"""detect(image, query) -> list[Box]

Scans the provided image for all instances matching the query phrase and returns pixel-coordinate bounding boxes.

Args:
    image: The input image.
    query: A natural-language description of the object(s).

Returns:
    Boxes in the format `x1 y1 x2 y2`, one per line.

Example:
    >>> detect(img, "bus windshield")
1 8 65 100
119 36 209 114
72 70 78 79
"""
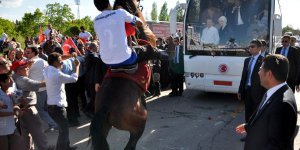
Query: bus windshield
185 0 272 56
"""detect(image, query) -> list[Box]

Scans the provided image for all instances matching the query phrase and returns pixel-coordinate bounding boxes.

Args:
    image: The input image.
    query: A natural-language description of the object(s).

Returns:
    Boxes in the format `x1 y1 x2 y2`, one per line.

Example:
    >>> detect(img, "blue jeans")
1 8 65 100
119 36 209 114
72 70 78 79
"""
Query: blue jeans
36 91 58 128
107 51 137 67
48 106 70 150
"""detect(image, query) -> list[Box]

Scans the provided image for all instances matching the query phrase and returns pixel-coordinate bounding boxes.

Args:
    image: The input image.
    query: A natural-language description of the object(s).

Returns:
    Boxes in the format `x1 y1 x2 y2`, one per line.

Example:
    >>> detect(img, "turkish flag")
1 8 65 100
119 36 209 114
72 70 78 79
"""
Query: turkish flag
125 23 136 36
78 37 87 44
62 37 81 55
39 26 45 44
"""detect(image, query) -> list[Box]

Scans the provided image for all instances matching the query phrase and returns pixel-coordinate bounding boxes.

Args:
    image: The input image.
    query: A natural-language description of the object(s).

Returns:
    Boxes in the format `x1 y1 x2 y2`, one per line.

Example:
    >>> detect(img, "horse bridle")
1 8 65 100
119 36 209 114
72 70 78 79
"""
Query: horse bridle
137 0 143 12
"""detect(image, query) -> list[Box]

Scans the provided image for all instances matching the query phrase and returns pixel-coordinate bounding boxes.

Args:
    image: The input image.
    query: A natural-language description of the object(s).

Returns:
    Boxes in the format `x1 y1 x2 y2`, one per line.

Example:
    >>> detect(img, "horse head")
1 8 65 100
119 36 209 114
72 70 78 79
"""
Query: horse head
113 0 157 47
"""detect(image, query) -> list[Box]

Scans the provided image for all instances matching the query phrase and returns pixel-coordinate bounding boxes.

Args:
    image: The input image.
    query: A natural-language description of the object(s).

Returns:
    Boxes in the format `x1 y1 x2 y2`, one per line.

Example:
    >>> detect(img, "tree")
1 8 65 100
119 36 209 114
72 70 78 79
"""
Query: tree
63 16 95 36
0 18 16 38
151 2 158 21
64 26 81 37
159 2 169 21
15 9 44 38
45 3 75 31
176 1 184 22
282 25 300 35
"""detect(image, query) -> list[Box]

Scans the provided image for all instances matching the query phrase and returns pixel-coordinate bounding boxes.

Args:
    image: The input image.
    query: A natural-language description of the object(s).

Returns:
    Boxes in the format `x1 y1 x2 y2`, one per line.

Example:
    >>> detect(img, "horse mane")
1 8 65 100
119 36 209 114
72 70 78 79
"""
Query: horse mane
113 0 139 17
113 0 155 44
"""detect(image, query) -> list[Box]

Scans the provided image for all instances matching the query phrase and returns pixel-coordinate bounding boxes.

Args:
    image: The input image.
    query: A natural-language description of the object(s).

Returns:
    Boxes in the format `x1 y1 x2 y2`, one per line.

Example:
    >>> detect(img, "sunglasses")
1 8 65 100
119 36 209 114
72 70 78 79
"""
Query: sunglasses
281 40 289 43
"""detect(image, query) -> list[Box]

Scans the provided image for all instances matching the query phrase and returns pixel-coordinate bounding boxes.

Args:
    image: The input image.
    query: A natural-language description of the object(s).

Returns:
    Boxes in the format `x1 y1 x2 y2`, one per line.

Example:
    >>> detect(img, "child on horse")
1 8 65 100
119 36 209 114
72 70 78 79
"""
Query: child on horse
93 0 161 69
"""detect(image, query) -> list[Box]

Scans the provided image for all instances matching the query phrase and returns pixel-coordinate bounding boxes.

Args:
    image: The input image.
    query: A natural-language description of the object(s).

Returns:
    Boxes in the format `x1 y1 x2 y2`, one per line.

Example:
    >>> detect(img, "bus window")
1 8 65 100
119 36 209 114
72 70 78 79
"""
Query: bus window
185 0 272 57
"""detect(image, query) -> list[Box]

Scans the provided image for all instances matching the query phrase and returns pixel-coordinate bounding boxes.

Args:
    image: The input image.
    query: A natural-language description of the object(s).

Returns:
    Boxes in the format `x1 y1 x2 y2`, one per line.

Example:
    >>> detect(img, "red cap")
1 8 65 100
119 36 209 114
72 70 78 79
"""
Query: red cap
11 60 27 71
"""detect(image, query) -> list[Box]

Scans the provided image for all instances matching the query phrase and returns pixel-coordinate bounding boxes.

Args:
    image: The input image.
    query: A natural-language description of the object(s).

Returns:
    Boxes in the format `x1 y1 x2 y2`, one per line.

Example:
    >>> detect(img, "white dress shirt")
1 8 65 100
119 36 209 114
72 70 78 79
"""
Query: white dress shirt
247 54 260 86
28 56 48 91
201 26 220 45
43 66 78 107
78 31 92 41
260 82 286 109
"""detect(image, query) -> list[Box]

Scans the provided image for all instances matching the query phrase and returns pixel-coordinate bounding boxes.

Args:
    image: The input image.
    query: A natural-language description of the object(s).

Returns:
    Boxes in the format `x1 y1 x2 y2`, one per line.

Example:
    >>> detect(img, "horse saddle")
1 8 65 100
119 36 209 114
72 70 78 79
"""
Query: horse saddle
110 63 138 74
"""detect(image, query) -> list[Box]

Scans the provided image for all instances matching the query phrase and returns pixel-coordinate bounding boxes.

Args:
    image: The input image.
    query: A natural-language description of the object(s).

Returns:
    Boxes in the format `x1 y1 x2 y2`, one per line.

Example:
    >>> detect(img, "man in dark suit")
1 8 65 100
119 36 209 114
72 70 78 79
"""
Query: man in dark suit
275 35 300 92
260 39 269 57
238 39 266 125
169 37 184 97
227 0 249 41
236 54 298 150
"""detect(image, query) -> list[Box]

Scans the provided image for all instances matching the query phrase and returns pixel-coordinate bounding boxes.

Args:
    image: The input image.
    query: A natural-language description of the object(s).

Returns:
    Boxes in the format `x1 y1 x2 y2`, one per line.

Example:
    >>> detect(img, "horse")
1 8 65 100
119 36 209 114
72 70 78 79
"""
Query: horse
90 0 157 149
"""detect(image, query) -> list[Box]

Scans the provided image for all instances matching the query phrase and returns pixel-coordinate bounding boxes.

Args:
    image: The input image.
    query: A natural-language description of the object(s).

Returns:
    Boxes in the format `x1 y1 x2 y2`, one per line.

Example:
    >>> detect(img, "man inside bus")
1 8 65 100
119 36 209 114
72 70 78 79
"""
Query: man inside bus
227 0 248 41
275 35 300 92
201 19 220 45
237 39 266 141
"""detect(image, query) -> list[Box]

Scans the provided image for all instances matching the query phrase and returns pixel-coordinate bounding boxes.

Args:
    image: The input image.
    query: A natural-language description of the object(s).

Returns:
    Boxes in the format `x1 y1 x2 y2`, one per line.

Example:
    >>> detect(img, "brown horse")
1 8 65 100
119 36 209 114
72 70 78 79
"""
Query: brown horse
90 0 157 149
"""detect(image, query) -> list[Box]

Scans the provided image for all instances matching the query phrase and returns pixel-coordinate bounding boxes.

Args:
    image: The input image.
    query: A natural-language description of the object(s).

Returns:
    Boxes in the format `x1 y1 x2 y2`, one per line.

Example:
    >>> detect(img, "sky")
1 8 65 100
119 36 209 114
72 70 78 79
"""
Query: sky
0 0 299 29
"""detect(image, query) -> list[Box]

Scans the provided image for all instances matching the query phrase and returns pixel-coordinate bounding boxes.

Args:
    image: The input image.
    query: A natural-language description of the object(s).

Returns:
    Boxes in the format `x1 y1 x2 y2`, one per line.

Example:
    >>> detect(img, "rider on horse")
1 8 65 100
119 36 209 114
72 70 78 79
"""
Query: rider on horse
93 0 162 70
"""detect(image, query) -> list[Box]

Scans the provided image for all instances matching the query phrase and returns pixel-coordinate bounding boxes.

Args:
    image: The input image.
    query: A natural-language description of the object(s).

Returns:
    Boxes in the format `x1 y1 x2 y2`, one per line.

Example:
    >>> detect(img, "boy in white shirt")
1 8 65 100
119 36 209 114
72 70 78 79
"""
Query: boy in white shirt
94 0 162 68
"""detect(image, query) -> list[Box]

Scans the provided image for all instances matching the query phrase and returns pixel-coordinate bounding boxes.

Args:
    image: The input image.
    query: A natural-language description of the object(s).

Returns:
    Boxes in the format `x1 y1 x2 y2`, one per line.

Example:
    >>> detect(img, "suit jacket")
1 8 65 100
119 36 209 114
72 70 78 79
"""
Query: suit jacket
227 4 249 26
238 55 266 103
260 51 269 57
219 25 233 44
245 85 297 150
275 46 300 91
170 45 184 74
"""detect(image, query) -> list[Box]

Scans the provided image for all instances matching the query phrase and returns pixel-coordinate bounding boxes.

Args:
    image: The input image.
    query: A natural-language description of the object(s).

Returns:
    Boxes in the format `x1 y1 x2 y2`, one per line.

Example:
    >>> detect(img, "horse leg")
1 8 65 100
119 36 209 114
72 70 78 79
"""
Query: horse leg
140 96 147 109
90 107 112 150
124 125 145 150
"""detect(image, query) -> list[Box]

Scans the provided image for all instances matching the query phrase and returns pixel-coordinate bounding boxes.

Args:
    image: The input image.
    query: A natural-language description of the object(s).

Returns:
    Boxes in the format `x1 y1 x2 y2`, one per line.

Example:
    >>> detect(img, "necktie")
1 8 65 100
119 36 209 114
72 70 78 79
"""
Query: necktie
246 57 254 86
281 48 287 57
174 46 179 63
254 93 268 118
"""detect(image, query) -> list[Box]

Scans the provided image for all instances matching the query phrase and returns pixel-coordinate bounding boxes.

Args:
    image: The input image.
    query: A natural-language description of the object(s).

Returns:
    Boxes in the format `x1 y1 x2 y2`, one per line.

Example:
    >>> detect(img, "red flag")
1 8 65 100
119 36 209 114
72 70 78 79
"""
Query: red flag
78 37 87 44
39 26 45 44
125 23 136 36
62 38 81 55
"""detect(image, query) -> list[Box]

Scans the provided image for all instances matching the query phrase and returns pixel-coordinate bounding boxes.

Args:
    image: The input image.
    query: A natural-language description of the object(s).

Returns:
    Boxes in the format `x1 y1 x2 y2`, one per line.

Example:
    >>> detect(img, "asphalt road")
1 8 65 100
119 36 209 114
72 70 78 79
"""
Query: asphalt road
44 89 300 150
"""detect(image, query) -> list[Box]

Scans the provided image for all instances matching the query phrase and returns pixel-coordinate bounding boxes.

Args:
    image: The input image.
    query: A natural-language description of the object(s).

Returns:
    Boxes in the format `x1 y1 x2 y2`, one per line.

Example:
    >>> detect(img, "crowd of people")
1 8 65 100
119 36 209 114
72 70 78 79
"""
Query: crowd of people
0 19 188 149
0 23 106 149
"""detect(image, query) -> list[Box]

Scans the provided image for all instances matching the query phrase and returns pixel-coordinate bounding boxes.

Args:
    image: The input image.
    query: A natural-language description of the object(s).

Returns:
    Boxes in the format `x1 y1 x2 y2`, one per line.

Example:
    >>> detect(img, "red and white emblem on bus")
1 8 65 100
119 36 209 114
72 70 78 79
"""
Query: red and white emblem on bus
218 64 228 73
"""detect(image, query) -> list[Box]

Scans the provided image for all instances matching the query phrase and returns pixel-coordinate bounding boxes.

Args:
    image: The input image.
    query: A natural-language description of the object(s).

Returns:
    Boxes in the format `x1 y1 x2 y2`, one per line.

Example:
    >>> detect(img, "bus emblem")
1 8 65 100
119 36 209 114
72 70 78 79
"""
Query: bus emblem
219 64 228 73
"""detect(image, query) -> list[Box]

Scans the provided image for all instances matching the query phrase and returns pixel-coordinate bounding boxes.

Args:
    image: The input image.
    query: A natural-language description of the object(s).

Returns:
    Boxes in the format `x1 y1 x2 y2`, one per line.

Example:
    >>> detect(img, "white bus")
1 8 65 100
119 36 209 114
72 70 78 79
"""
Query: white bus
183 0 281 93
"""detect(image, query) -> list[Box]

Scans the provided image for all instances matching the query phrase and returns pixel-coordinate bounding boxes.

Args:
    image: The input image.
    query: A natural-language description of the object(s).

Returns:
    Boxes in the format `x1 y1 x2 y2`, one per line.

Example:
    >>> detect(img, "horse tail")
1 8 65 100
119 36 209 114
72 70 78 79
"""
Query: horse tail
90 107 109 150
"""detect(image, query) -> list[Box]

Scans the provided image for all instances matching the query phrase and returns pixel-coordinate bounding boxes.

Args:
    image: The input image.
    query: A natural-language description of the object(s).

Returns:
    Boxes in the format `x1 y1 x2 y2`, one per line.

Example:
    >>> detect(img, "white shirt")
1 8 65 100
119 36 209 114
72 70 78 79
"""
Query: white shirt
260 51 266 57
79 31 92 41
201 26 220 45
0 33 8 41
94 9 137 64
28 56 48 91
260 82 286 109
43 29 52 40
237 7 244 25
247 54 260 86
43 66 78 107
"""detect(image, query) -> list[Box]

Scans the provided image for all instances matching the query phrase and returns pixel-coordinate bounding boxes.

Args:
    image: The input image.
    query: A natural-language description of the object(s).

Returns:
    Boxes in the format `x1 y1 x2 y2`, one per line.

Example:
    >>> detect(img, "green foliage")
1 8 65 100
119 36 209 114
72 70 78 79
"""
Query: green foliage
45 3 75 31
64 26 81 37
1 3 94 44
0 18 16 37
176 1 184 22
151 2 158 21
15 9 44 38
159 2 169 21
